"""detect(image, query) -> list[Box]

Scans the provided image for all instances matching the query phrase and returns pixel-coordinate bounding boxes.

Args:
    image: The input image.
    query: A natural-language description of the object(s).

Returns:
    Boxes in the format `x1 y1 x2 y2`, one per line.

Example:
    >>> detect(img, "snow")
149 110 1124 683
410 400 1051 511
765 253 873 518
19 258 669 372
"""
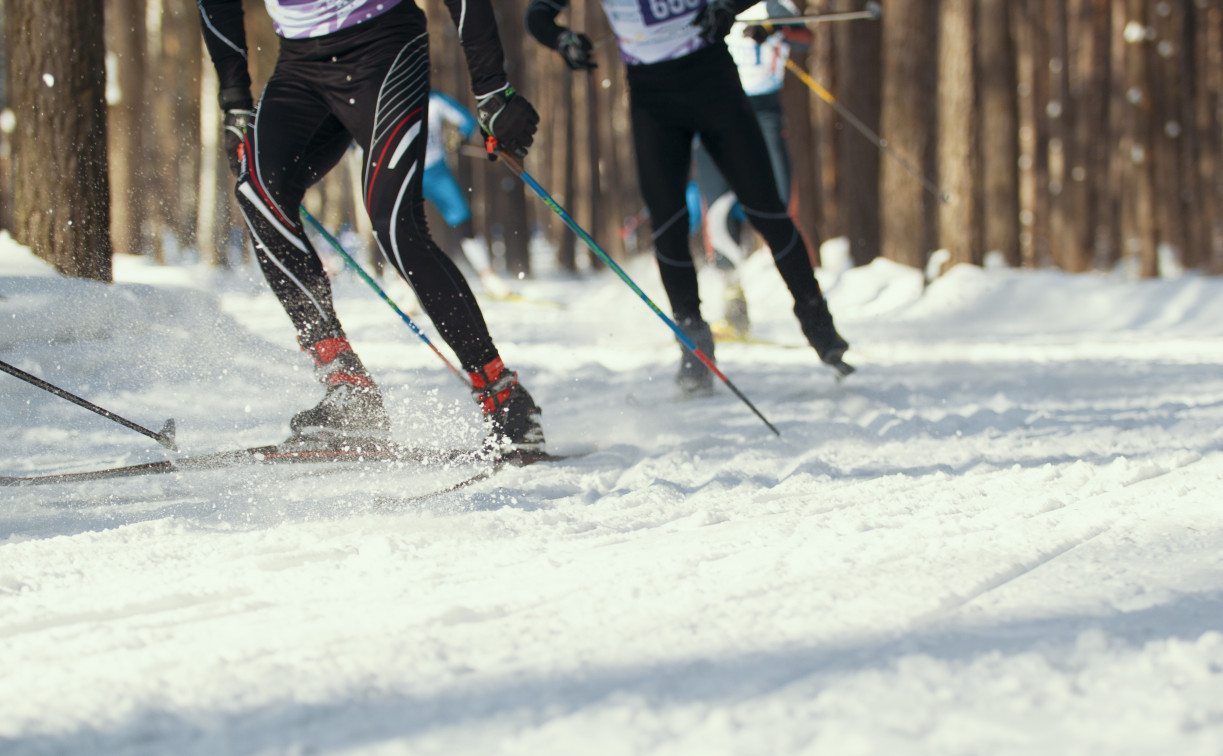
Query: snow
2 230 1223 755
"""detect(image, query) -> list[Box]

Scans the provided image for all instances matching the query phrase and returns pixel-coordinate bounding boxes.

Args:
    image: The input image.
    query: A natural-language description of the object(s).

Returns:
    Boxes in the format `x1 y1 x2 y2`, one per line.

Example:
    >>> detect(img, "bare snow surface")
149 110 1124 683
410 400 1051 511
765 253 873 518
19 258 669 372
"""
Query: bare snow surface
2 231 1222 755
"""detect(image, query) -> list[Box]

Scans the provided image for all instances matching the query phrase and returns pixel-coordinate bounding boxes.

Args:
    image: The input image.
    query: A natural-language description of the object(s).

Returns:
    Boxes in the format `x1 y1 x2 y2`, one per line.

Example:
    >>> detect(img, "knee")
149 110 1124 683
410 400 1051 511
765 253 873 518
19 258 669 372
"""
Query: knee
235 175 299 231
368 197 431 248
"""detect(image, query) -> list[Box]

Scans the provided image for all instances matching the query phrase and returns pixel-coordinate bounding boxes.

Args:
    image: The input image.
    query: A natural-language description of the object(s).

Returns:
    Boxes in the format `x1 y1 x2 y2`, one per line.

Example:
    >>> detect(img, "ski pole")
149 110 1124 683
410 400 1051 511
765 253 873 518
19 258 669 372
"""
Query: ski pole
491 145 780 437
764 2 881 25
0 358 177 450
784 58 951 205
299 207 470 387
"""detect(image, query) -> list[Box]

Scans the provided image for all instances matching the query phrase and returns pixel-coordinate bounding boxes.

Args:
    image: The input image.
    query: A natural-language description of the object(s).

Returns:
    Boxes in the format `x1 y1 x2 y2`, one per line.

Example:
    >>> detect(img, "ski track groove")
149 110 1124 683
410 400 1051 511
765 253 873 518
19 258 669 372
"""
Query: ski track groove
916 525 1112 630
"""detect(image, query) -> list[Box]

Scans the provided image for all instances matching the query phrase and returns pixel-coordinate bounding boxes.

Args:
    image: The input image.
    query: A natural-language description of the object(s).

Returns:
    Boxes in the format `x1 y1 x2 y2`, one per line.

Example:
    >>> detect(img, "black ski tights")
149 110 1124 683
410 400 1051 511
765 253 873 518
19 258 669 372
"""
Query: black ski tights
233 3 499 371
626 43 824 322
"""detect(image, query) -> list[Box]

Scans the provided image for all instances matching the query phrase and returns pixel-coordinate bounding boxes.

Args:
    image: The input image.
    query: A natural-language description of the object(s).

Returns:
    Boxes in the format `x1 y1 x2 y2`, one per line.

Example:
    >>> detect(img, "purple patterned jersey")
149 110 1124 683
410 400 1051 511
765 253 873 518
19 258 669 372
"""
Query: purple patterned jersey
265 0 403 39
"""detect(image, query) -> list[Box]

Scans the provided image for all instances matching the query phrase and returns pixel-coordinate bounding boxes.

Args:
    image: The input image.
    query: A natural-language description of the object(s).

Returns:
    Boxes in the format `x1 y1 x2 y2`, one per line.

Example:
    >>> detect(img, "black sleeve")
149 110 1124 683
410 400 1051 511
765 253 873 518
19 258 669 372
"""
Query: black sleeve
525 0 570 50
197 0 254 109
442 0 511 98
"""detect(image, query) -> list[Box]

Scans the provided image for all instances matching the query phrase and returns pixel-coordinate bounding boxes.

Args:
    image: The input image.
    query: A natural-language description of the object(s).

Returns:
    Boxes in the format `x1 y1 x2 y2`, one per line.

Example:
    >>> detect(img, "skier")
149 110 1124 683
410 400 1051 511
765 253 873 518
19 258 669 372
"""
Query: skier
693 0 812 221
423 91 510 298
198 0 546 453
691 0 813 339
526 0 852 395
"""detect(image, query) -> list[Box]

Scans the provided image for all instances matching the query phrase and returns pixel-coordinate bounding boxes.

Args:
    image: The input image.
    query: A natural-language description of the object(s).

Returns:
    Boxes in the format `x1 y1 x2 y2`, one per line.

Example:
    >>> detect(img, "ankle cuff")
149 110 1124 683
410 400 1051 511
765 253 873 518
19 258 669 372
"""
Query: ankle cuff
469 357 506 388
305 336 353 366
469 358 517 413
323 370 375 388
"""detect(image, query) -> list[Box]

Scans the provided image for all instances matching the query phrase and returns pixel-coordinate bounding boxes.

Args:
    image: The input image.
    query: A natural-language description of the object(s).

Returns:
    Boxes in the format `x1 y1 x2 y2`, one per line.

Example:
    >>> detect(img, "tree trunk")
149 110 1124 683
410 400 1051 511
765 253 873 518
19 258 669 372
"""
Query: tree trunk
574 0 601 270
106 0 149 258
1097 1 1127 270
1180 1 1208 272
1193 2 1223 273
1121 0 1159 278
937 0 980 272
0 4 13 232
1149 0 1187 269
587 3 617 269
879 1 936 270
0 124 11 233
1076 0 1111 270
1014 0 1052 267
786 44 822 265
148 0 206 264
196 60 223 266
803 3 833 249
7 0 113 281
977 0 1020 267
1045 0 1067 267
559 62 577 271
608 56 639 264
835 1 882 267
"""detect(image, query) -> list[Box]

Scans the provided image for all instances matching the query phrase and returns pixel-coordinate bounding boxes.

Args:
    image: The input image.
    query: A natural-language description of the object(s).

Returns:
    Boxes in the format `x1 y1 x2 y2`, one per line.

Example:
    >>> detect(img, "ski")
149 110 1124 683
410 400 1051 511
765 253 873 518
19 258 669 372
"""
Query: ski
0 439 571 487
710 329 856 378
371 468 498 507
711 331 804 349
482 290 566 309
369 449 576 507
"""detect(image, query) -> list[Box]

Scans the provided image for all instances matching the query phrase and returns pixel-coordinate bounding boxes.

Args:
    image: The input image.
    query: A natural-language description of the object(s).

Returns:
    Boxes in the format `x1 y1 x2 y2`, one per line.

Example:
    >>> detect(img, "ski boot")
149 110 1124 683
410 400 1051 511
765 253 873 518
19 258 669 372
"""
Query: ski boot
675 316 716 397
289 336 391 446
713 283 751 340
794 296 854 377
470 357 545 458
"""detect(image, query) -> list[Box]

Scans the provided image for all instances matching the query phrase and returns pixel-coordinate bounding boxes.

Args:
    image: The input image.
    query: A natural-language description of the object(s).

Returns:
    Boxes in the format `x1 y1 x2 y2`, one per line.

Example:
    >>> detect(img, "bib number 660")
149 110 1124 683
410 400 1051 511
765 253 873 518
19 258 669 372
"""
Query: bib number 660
646 0 702 23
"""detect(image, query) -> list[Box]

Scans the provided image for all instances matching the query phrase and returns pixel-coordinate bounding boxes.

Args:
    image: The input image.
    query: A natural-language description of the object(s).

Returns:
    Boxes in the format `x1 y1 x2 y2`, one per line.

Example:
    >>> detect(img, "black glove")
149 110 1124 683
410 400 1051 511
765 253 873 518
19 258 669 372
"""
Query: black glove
692 0 737 43
477 87 540 159
743 23 773 44
556 29 597 70
222 107 254 178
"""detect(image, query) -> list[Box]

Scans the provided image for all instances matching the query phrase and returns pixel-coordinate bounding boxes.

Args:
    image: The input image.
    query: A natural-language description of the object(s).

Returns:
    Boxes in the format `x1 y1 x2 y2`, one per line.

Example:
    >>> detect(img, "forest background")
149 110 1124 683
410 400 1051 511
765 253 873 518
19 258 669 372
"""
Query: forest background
0 0 1221 283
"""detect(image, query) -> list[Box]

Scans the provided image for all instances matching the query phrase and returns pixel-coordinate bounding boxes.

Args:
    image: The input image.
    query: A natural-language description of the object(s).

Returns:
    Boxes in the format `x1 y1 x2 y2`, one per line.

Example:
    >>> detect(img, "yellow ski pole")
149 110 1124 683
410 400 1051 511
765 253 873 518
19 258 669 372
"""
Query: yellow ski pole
785 58 950 205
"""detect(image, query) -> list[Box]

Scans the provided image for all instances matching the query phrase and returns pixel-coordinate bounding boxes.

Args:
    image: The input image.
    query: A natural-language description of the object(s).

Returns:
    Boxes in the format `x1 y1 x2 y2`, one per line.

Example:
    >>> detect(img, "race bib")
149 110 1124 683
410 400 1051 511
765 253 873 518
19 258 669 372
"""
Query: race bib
638 0 702 27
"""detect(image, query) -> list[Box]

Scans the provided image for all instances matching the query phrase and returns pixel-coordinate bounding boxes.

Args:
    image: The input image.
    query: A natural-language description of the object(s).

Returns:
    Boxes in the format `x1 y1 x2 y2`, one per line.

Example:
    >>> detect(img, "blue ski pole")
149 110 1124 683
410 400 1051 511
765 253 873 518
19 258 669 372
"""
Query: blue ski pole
299 207 470 386
492 145 780 436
